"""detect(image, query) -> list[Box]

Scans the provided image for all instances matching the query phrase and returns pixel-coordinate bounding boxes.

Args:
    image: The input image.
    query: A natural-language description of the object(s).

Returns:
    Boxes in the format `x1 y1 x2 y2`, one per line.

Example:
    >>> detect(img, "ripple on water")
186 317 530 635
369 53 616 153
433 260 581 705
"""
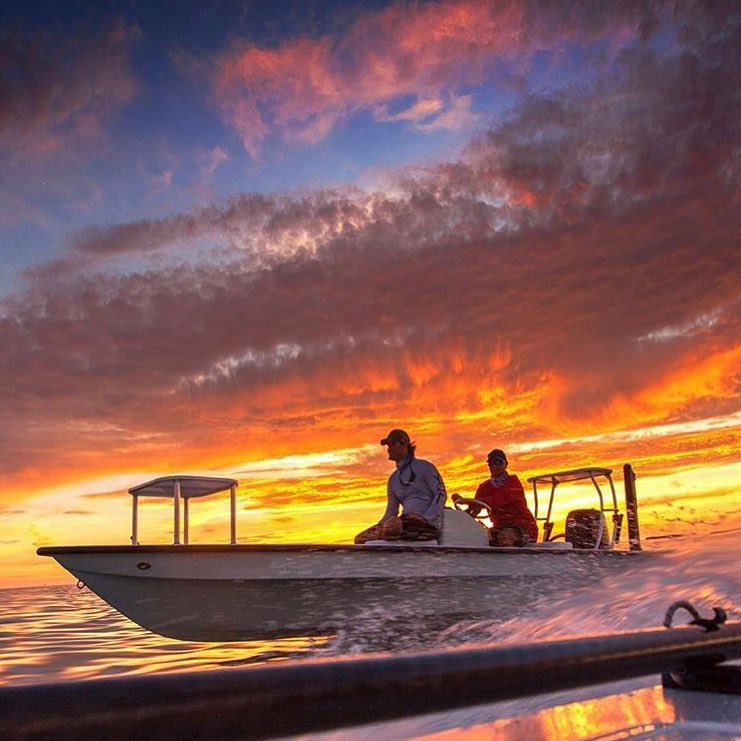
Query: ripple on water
0 584 330 686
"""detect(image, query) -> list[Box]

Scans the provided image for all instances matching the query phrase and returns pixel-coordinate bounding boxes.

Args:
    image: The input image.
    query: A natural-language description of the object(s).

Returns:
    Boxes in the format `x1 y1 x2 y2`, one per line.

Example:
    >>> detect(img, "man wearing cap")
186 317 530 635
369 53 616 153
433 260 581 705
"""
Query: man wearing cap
453 449 538 545
354 429 447 544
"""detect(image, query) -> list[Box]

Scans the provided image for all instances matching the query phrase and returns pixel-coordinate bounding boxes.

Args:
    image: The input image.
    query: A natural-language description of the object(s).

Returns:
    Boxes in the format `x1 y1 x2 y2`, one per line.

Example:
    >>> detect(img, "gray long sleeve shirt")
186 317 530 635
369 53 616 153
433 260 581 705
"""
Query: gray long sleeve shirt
379 455 447 529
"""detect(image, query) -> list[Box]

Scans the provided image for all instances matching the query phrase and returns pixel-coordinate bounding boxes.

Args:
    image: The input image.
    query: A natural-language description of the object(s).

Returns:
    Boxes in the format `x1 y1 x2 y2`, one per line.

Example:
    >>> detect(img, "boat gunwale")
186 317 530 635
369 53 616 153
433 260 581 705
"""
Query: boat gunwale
37 543 642 556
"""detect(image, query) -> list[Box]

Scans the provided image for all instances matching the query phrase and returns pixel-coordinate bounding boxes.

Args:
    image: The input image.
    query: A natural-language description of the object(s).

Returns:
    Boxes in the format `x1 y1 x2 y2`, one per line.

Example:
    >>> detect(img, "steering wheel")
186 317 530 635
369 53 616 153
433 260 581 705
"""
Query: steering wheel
453 496 493 523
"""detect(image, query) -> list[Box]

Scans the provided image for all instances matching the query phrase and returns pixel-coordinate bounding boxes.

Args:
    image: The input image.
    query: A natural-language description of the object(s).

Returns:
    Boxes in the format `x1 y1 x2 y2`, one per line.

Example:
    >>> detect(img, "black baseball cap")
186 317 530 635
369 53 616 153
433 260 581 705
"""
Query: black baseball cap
487 449 508 465
380 429 411 446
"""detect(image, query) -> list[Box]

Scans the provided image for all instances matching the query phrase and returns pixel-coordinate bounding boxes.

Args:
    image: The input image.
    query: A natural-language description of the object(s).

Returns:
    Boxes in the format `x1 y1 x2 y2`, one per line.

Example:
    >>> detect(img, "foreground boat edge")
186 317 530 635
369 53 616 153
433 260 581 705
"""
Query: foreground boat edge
2 616 740 740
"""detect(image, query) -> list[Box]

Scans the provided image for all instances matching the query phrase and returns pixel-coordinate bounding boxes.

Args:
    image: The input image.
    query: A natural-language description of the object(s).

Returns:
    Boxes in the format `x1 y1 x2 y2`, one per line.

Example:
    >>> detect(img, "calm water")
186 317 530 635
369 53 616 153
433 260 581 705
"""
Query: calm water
2 529 739 691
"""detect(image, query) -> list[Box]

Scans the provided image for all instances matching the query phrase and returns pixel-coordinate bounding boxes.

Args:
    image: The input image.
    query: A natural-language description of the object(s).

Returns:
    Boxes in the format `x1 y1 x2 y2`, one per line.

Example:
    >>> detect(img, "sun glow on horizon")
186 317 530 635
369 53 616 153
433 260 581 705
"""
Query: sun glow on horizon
3 412 739 588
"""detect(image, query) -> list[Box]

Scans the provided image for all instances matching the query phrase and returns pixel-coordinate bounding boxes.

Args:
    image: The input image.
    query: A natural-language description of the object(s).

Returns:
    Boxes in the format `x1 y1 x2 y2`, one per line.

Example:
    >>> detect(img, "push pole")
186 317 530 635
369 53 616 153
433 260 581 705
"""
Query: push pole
624 463 641 551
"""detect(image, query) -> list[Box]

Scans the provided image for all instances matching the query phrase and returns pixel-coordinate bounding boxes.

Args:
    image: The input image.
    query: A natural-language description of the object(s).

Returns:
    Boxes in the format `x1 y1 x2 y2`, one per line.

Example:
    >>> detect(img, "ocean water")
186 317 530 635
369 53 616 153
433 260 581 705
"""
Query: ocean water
2 529 740 737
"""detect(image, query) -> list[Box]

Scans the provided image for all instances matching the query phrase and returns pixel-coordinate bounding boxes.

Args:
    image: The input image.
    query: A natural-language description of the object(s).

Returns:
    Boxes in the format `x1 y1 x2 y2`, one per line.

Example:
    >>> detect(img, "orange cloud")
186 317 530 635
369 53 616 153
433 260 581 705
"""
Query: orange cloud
614 345 741 426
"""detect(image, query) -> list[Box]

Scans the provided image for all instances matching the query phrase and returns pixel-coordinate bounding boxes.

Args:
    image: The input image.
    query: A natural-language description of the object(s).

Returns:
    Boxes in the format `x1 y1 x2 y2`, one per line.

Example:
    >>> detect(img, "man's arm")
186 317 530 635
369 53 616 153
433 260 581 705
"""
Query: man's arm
378 474 400 523
420 463 447 522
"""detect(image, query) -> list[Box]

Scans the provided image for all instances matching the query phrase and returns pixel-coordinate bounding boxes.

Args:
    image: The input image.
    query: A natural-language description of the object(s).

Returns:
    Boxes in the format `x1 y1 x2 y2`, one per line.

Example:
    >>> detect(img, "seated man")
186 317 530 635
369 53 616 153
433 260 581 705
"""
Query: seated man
354 428 447 543
453 448 538 546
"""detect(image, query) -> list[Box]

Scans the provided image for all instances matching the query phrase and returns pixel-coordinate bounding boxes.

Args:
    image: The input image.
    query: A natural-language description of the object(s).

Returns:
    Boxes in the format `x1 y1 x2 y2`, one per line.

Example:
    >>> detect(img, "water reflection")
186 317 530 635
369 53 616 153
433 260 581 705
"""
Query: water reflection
0 584 328 686
404 681 741 740
411 686 676 740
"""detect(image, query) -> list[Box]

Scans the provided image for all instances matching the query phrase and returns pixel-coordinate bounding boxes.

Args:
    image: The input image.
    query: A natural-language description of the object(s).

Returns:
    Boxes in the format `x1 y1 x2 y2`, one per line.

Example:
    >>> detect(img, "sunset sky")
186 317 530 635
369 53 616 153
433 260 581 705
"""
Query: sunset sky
1 1 739 587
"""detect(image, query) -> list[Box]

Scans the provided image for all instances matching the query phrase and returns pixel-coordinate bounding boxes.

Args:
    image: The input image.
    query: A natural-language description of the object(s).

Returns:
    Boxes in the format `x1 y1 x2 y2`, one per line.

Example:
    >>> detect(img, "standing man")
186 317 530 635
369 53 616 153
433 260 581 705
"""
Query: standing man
354 428 447 544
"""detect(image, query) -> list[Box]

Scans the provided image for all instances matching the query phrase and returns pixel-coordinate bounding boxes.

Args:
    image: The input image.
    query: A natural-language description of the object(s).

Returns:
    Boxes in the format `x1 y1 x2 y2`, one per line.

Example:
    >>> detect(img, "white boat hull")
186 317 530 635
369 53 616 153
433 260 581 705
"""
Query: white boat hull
39 544 643 641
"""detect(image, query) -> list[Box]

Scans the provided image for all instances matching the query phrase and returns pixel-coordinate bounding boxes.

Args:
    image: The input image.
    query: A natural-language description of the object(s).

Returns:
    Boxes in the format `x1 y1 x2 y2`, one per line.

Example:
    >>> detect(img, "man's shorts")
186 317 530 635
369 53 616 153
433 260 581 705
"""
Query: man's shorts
395 514 440 541
353 515 440 544
489 525 532 547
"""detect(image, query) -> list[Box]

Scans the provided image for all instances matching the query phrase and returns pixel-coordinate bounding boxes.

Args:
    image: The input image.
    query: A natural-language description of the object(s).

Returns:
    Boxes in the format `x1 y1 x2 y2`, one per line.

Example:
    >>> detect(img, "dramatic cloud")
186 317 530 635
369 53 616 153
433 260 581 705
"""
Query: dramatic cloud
1 0 738 501
210 0 672 156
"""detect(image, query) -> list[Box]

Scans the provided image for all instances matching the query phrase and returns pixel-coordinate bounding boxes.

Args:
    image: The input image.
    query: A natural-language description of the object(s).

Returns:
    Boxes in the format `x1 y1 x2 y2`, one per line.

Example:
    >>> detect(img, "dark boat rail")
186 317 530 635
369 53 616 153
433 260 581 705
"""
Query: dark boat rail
3 604 740 740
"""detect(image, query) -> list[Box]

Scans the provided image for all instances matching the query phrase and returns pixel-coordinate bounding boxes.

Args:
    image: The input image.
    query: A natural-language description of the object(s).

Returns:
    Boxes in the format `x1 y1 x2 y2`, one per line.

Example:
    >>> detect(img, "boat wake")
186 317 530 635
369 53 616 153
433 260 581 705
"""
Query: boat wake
319 532 741 657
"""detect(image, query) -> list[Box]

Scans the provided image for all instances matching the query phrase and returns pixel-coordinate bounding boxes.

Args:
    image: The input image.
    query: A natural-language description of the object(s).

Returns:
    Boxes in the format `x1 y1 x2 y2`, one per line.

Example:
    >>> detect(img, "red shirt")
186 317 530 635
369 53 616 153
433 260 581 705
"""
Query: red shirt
474 474 538 541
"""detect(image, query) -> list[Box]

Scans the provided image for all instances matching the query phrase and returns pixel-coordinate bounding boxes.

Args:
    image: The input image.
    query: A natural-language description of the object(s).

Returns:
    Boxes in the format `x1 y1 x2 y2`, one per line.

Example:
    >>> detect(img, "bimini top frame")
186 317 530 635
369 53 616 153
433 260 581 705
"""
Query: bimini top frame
128 475 239 546
527 467 621 548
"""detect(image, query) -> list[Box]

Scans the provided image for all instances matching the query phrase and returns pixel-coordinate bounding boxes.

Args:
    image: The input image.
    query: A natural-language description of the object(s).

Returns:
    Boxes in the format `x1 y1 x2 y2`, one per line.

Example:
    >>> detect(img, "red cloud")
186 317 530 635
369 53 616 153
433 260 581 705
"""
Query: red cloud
212 1 529 156
210 1 665 156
